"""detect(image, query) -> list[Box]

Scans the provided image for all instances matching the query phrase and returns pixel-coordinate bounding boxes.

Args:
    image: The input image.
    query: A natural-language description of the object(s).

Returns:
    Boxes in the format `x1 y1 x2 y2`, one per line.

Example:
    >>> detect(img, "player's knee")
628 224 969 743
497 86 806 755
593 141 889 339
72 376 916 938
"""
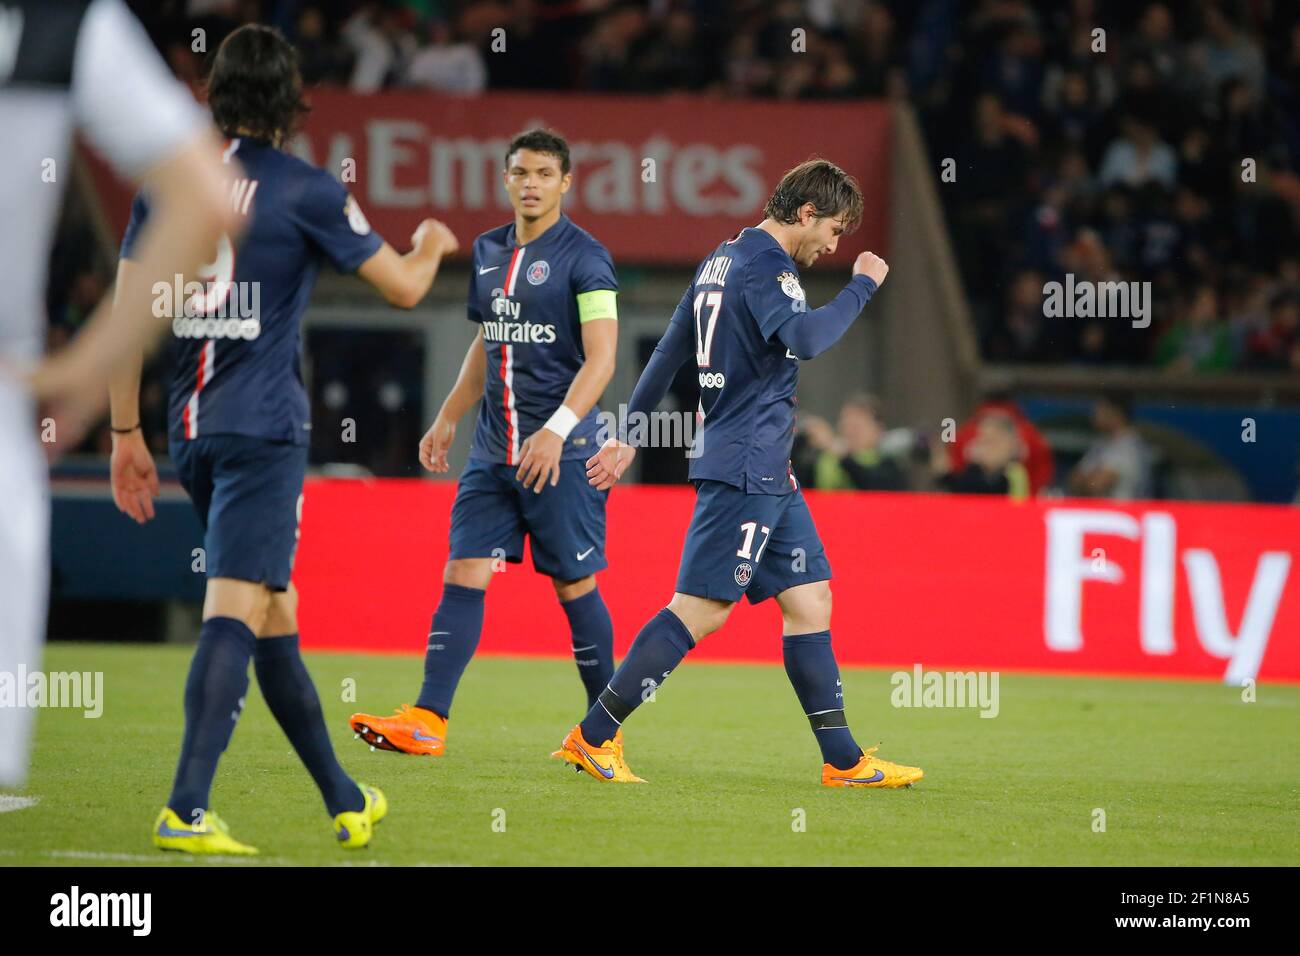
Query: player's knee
260 584 298 637
782 582 832 634
205 579 274 634
667 593 731 643
444 558 494 590
552 575 596 602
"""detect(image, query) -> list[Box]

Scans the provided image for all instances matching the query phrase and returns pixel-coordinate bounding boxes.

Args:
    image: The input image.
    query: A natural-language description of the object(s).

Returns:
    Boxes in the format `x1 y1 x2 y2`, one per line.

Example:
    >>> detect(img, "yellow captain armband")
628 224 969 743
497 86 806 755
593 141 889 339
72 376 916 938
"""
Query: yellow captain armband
577 289 618 323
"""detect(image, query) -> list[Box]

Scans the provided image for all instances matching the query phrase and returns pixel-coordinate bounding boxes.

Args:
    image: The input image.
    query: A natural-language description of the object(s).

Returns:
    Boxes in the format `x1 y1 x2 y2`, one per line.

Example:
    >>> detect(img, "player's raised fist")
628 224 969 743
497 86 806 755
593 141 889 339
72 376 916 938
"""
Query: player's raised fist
853 250 889 287
413 218 458 256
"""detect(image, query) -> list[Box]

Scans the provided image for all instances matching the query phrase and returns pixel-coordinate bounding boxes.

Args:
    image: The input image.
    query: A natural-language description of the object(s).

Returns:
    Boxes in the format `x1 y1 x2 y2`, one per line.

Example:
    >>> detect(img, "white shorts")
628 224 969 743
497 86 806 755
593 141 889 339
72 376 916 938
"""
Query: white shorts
0 378 49 789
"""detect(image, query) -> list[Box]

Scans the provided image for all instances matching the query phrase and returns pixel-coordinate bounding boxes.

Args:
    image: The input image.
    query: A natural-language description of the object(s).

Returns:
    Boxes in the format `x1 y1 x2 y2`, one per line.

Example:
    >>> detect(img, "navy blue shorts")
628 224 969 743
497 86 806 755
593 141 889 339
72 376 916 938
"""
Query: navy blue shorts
449 457 608 581
170 434 307 591
676 479 832 605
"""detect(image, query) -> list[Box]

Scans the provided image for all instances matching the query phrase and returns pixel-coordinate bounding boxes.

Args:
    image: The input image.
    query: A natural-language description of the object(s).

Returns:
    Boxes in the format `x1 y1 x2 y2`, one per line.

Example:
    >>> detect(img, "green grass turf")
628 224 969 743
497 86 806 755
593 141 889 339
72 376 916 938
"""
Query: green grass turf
2 642 1297 866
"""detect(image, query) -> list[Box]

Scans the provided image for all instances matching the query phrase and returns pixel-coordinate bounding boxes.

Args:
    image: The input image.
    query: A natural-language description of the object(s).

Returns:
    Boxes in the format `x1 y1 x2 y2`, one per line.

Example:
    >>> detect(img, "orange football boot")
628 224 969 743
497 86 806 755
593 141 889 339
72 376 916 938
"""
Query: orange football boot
552 725 644 783
821 745 923 788
350 704 447 756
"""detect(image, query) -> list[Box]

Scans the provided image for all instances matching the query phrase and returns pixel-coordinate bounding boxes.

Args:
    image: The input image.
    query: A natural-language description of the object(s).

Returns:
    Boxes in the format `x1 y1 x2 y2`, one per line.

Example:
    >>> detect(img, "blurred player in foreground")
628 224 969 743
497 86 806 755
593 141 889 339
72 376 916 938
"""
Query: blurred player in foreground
0 0 237 795
349 129 620 757
555 160 924 788
109 24 458 853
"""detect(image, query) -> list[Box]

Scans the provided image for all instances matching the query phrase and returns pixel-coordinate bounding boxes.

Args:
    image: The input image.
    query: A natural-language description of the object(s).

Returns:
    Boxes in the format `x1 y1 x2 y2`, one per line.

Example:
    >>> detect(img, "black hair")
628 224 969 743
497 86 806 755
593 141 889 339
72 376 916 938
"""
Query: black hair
207 25 309 146
505 128 571 175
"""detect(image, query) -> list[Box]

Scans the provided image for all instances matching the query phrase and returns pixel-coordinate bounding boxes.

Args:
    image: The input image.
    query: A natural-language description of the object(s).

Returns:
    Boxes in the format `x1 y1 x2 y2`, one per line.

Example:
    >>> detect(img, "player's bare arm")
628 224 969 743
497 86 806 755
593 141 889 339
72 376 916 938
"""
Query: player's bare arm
357 217 458 309
106 262 160 524
420 329 487 473
517 314 616 493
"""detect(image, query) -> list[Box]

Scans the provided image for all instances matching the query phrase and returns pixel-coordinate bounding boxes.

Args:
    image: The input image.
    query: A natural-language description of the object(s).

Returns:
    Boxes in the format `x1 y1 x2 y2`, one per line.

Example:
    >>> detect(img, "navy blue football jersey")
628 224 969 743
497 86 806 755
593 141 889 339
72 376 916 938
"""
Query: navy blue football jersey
121 136 383 445
466 214 618 464
675 227 813 495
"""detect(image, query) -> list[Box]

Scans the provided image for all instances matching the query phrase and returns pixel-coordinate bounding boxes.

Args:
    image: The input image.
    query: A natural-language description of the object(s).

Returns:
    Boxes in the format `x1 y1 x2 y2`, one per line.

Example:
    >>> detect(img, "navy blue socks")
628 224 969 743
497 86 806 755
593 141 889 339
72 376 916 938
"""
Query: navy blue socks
782 631 862 770
253 634 363 816
580 607 694 745
415 583 486 719
561 588 615 709
167 616 256 823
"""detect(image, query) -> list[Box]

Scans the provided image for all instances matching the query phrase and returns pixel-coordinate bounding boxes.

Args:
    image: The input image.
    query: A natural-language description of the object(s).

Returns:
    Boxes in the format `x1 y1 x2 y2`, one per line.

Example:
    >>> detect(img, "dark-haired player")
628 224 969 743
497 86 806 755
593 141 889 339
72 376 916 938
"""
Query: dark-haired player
349 129 620 758
555 160 924 787
109 24 458 853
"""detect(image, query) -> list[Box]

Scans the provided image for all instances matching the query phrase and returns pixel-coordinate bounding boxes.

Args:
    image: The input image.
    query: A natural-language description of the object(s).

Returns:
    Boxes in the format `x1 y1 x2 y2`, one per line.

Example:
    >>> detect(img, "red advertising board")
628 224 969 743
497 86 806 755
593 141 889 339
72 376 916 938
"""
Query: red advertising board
294 481 1300 683
84 91 893 266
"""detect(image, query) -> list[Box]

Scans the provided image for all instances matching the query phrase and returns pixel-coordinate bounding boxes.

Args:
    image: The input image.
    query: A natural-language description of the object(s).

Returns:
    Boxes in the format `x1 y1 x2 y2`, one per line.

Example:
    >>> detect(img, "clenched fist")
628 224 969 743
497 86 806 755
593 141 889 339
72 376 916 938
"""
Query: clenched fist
853 250 889 287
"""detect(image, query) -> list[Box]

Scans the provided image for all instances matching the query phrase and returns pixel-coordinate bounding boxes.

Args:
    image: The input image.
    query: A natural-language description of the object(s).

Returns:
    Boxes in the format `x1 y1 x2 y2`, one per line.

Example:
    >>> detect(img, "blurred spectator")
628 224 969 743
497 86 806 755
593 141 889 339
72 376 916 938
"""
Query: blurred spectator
293 5 353 85
1244 292 1300 370
1098 114 1177 190
404 20 487 93
950 391 1054 495
934 412 1030 500
801 394 905 492
342 4 418 93
1155 282 1234 372
1067 395 1153 500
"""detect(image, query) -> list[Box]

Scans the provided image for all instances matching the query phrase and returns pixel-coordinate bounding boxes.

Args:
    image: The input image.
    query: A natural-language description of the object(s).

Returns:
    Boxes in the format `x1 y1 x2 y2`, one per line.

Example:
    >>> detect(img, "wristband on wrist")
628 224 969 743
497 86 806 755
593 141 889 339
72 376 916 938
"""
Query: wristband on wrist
110 423 141 434
543 405 580 440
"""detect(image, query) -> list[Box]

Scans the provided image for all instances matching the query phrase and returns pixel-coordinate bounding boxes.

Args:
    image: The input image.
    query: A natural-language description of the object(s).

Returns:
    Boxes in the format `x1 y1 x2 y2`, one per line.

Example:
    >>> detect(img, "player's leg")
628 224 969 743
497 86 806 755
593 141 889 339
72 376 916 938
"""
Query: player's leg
160 435 264 843
761 490 922 787
350 459 523 754
520 458 616 710
254 583 384 847
551 575 614 710
158 574 266 852
0 389 49 792
554 480 766 781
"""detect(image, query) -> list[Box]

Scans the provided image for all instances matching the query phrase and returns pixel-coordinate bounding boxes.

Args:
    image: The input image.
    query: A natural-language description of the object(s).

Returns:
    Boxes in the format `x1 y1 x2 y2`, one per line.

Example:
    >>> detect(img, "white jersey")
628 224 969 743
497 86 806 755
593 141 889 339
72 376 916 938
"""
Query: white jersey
0 0 204 365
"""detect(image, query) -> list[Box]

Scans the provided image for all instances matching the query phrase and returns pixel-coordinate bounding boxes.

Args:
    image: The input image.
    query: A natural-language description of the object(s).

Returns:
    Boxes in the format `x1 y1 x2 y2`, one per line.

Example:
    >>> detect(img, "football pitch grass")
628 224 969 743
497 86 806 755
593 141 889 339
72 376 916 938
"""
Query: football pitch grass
2 642 1297 866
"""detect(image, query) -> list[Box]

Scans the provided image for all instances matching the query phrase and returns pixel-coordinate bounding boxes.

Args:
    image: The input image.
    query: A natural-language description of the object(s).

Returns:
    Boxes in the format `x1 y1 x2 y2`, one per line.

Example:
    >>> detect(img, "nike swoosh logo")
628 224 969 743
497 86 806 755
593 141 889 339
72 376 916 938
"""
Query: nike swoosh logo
412 731 442 742
576 547 595 560
833 769 885 784
157 824 207 838
575 742 615 779
479 265 500 274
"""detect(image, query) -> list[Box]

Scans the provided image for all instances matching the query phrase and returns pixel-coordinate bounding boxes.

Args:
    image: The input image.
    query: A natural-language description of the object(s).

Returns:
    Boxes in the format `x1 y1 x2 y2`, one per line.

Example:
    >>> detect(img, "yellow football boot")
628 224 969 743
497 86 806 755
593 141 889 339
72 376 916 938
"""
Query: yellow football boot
822 745 923 788
552 725 644 783
333 783 388 849
152 807 258 855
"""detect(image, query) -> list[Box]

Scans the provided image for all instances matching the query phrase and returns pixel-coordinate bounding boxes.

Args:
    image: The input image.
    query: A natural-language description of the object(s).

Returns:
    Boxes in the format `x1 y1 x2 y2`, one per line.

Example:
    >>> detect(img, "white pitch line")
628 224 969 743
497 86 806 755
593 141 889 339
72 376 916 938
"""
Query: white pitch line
0 795 39 813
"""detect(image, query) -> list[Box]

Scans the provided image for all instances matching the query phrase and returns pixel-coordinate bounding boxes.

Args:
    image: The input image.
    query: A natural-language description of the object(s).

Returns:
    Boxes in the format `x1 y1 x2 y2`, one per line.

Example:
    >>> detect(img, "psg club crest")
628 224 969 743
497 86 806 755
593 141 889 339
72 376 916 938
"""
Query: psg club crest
734 563 753 588
526 260 551 285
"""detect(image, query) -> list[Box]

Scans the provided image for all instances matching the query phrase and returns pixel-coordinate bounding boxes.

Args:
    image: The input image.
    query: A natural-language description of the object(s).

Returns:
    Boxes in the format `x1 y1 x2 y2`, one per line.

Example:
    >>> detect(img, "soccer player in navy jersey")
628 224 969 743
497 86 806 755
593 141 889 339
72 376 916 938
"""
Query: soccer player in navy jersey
554 160 924 787
348 129 621 759
108 25 458 854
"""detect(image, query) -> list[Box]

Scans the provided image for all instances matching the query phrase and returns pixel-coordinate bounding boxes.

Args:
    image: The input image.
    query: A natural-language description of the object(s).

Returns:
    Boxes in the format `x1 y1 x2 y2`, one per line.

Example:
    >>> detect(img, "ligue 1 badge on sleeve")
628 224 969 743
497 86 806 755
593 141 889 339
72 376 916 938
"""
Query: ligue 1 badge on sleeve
344 195 371 236
777 270 805 302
